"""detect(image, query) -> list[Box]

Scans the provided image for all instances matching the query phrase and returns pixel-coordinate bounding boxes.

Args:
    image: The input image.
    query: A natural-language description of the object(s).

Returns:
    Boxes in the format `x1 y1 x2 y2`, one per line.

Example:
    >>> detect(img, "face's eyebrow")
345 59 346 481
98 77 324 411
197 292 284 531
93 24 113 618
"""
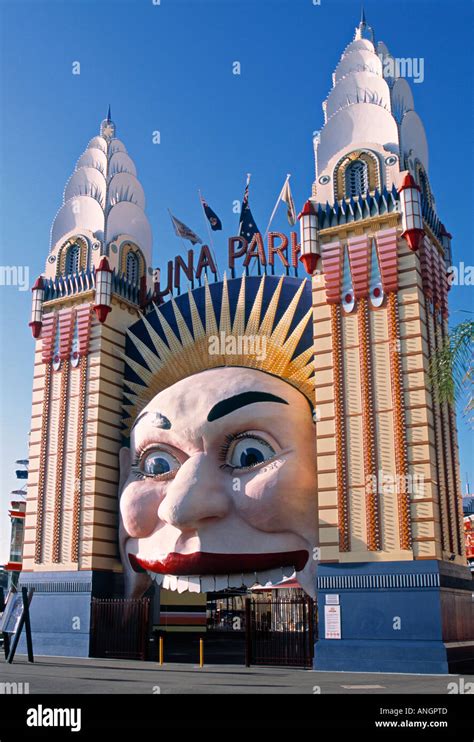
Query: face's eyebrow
130 410 172 433
207 391 289 422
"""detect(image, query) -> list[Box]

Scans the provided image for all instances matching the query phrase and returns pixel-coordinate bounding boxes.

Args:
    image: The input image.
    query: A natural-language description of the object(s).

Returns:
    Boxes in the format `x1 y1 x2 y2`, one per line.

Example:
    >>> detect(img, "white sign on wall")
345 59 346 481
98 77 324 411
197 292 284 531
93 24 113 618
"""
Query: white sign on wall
324 604 341 639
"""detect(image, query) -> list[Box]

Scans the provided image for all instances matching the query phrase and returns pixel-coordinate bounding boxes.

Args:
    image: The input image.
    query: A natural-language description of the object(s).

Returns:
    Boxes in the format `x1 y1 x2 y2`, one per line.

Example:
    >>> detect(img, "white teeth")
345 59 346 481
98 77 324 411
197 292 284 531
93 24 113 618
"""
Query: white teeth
214 575 229 590
146 567 297 593
147 570 162 585
200 576 216 592
187 576 201 593
177 576 189 593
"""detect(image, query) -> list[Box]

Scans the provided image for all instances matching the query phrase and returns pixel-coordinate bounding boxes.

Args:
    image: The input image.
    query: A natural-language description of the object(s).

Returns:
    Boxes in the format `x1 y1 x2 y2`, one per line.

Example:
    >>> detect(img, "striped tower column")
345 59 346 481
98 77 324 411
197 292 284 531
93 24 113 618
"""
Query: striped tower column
79 297 140 572
314 243 349 561
348 235 380 551
420 238 448 555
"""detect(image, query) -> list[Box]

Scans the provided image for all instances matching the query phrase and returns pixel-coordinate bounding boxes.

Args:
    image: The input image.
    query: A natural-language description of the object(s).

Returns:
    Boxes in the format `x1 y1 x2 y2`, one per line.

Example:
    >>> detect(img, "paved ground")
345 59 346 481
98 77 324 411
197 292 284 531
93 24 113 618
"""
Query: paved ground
1 655 473 694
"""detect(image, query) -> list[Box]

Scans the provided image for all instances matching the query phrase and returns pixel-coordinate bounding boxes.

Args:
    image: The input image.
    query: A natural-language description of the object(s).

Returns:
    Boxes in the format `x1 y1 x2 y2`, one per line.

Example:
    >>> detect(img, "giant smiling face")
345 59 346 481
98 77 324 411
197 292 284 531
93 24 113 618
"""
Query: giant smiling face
119 366 318 598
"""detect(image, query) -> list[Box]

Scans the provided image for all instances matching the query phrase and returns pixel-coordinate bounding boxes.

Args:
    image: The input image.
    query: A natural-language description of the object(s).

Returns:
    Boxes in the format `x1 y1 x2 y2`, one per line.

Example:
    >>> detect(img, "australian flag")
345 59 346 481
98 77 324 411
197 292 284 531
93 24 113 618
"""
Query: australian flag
238 180 260 243
201 195 222 231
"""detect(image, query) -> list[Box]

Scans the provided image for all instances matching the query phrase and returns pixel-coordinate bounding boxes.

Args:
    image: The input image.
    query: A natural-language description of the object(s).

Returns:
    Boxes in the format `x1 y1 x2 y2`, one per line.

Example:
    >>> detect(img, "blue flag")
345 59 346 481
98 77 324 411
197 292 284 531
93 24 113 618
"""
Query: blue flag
201 195 222 231
238 180 260 243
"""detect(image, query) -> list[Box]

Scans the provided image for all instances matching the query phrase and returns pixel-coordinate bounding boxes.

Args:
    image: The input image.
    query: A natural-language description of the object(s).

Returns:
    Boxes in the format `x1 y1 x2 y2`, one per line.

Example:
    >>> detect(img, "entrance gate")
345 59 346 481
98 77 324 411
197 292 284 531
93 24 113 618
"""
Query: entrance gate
90 597 151 660
89 593 314 666
245 594 315 668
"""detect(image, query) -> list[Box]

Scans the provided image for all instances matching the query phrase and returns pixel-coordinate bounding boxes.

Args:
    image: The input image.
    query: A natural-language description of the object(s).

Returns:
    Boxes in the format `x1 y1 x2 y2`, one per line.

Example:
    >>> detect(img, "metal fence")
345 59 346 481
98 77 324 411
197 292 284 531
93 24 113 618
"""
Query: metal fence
246 594 315 668
90 597 151 661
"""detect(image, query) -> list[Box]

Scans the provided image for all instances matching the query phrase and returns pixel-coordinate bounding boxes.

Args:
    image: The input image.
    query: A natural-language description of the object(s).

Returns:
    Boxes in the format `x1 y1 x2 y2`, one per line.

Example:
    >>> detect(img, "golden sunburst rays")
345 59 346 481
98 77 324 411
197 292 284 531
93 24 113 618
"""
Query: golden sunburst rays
122 275 315 434
231 272 246 337
219 274 232 337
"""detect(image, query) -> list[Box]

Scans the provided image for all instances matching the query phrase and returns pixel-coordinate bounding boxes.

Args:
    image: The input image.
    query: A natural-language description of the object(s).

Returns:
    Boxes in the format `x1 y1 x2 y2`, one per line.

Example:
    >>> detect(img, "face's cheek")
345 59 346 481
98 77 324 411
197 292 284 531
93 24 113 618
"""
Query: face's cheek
232 452 316 535
120 478 165 538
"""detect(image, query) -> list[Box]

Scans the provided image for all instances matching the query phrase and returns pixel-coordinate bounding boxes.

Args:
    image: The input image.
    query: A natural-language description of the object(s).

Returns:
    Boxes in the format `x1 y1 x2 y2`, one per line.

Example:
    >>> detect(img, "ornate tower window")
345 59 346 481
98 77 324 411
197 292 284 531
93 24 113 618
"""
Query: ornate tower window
65 244 81 275
345 160 369 198
126 251 139 285
334 150 380 201
119 242 145 286
57 236 88 277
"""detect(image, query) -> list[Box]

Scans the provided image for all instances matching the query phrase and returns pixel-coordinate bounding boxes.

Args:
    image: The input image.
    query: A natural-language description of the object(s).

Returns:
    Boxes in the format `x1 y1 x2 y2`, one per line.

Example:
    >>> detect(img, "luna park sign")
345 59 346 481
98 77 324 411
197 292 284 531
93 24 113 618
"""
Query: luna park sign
154 231 302 302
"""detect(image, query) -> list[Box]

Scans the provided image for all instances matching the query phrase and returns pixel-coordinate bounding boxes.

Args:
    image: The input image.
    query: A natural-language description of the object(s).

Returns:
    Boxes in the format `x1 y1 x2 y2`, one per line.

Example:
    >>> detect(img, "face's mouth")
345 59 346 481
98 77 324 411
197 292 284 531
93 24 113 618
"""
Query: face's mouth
128 550 309 592
129 550 308 576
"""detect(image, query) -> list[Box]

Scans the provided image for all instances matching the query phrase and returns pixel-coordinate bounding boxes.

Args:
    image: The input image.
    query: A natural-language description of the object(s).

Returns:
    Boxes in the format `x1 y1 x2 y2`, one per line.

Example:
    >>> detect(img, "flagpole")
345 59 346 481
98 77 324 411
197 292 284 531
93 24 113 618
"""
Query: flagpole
263 173 291 240
168 208 189 253
167 208 198 288
198 190 220 280
250 174 290 277
244 173 263 277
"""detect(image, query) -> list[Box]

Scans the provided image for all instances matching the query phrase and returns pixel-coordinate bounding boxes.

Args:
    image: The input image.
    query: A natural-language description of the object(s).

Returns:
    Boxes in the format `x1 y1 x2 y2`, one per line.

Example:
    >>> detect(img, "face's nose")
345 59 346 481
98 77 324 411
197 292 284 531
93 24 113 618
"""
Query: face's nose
157 453 231 530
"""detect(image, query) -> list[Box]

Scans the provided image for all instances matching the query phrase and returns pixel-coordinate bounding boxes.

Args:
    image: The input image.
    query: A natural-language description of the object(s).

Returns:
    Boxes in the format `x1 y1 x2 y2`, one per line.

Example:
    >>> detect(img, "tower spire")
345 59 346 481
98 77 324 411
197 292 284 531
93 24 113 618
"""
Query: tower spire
354 6 374 43
100 105 115 139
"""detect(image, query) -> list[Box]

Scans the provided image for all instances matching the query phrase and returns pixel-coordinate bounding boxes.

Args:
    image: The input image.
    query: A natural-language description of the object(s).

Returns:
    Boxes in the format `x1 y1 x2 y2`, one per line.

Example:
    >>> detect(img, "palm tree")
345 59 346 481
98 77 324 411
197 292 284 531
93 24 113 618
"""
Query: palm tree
429 319 473 427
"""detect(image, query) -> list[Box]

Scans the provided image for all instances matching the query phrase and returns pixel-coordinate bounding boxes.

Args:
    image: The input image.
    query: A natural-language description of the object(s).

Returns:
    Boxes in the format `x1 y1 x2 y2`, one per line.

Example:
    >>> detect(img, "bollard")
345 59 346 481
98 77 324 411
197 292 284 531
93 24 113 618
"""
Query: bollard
199 637 204 668
159 635 164 665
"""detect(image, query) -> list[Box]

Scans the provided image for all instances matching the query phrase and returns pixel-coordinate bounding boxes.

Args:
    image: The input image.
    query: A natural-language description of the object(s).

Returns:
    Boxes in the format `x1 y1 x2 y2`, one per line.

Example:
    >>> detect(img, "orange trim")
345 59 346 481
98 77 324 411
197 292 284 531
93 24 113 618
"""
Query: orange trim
359 297 380 550
426 308 450 553
449 404 465 556
72 355 87 562
52 360 69 562
35 363 52 563
437 321 458 554
387 292 412 550
331 304 350 551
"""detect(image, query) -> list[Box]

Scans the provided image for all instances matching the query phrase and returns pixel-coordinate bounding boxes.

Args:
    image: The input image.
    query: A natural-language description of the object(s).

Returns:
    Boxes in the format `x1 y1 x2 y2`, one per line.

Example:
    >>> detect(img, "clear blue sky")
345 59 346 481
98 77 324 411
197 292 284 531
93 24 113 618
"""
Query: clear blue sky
0 0 472 560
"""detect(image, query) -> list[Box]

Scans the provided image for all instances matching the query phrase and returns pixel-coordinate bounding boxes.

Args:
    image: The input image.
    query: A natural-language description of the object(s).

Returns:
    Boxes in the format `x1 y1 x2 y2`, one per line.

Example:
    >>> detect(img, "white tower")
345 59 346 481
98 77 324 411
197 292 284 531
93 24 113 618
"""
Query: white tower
22 111 155 656
299 13 471 673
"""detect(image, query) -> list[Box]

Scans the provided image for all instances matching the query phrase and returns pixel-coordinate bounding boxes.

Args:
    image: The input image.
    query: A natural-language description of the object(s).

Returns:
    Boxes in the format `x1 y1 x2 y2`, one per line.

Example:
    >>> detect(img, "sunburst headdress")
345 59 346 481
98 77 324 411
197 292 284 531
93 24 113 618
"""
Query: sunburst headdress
122 274 315 437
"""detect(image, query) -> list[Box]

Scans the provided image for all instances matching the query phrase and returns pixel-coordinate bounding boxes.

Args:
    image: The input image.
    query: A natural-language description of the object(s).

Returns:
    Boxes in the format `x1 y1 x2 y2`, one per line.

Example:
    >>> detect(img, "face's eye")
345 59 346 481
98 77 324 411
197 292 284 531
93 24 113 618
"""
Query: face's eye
227 436 276 470
141 449 180 477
